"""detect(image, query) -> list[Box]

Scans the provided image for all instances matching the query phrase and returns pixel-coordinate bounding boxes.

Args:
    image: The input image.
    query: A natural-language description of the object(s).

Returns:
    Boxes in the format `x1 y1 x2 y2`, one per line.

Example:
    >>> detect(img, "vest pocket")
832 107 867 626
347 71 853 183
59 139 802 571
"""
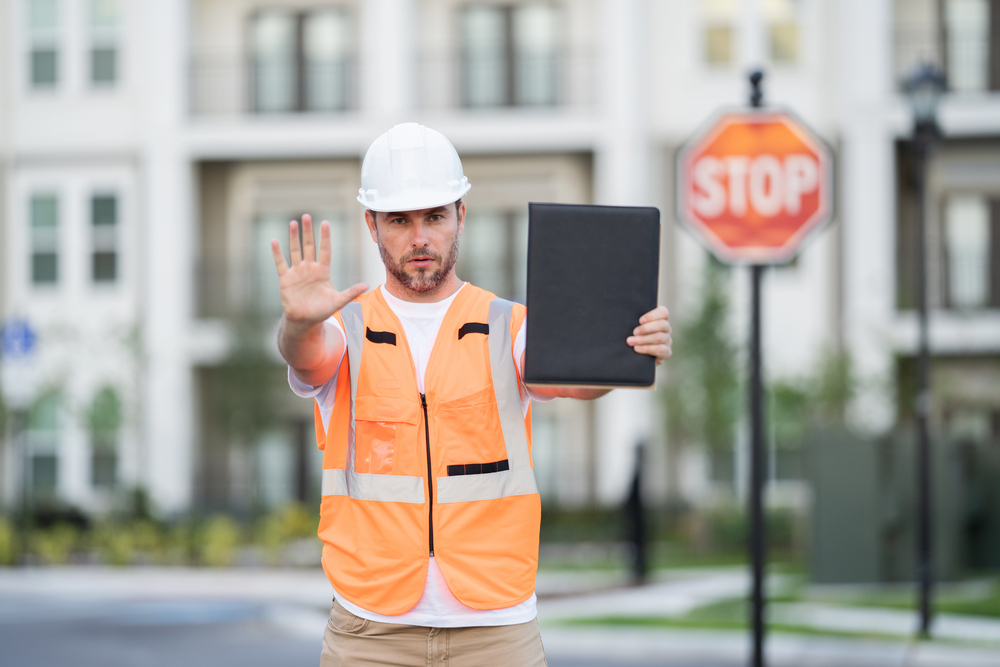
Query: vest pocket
436 386 507 470
355 421 396 474
354 396 421 476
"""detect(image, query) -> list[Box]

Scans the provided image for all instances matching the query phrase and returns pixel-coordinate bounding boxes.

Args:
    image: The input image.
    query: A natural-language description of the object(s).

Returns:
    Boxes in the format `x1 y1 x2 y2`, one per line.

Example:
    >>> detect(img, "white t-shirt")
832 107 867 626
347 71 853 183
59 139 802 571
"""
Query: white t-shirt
288 283 550 627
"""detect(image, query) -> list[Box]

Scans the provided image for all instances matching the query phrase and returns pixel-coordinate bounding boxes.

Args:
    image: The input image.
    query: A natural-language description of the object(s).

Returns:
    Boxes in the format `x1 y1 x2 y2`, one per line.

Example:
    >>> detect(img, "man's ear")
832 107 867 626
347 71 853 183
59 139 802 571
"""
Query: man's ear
364 209 379 243
457 201 466 237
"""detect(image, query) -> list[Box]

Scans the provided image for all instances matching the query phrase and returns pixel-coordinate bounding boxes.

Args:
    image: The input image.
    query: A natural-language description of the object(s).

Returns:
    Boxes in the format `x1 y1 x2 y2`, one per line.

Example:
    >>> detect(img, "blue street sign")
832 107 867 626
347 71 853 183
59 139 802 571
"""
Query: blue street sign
1 319 37 359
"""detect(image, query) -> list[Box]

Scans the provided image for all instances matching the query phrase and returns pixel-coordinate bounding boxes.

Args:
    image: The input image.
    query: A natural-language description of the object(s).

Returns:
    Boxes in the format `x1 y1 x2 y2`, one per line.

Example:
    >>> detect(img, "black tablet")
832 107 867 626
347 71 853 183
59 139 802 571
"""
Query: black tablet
524 202 661 388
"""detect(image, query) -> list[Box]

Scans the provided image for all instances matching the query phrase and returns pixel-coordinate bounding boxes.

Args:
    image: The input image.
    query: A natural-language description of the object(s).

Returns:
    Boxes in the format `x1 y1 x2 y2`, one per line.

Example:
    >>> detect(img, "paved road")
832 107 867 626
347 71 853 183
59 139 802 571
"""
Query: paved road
0 597 725 667
2 567 999 667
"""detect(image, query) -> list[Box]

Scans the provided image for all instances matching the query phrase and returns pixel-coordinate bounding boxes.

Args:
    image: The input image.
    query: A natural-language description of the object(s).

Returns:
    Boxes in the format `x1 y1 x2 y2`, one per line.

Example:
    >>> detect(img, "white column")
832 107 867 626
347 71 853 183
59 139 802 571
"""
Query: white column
141 0 195 515
593 0 656 504
357 0 417 120
838 0 896 433
741 0 767 69
0 0 9 321
355 0 417 292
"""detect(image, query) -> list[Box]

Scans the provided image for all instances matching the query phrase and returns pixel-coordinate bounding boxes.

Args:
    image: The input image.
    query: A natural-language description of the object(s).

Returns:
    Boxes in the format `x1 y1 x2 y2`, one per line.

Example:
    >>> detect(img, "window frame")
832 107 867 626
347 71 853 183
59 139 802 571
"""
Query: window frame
91 192 119 284
458 1 560 109
27 0 61 90
248 7 355 114
29 192 60 286
89 0 121 87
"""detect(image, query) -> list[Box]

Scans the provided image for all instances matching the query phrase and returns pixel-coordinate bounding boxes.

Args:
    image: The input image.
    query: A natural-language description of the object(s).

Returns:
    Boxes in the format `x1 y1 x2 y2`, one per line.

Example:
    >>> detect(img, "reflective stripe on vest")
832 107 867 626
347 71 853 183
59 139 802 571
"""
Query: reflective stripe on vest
321 297 536 504
322 301 425 503
437 298 535 503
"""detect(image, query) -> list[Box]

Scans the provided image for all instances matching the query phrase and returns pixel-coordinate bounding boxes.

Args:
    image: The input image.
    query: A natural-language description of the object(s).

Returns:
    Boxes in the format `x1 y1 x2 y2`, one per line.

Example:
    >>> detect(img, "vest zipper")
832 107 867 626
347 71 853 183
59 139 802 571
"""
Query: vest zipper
420 392 434 556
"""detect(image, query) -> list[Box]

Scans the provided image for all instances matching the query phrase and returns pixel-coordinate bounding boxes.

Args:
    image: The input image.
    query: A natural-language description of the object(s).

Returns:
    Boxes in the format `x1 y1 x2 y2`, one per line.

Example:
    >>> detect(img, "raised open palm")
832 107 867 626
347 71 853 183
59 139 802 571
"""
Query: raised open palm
271 214 368 325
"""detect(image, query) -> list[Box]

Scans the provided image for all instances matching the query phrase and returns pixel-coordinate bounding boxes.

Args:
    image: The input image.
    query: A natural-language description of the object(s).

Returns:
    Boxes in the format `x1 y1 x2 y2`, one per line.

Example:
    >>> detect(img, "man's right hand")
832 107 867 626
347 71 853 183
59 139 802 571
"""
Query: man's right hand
272 214 368 386
272 214 368 326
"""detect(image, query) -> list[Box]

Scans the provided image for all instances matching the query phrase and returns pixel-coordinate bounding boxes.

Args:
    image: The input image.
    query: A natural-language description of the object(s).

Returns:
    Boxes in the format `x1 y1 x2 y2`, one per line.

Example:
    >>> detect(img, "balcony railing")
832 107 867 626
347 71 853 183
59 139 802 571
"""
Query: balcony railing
191 51 595 115
417 48 596 111
190 56 357 117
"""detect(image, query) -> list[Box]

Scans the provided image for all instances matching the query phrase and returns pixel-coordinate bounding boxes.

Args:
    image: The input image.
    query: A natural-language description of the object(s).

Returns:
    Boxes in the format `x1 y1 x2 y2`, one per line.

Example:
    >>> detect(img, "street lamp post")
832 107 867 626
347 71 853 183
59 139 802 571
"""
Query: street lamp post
904 62 945 640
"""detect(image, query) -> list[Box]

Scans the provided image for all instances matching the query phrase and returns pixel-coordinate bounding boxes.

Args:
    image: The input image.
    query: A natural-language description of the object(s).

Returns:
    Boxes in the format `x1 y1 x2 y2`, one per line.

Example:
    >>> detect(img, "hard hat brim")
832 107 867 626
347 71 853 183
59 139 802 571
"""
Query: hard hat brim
357 182 472 213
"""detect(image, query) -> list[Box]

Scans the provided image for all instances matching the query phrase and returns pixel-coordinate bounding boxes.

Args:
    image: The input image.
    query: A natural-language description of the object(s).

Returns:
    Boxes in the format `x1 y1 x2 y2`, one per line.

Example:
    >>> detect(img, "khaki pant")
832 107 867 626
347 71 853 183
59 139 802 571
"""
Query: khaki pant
320 600 548 667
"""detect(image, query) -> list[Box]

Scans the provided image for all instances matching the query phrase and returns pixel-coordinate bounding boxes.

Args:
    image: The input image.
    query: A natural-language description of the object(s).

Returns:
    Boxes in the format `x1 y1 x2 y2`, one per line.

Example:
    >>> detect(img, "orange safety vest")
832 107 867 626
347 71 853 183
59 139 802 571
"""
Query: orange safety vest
313 284 540 615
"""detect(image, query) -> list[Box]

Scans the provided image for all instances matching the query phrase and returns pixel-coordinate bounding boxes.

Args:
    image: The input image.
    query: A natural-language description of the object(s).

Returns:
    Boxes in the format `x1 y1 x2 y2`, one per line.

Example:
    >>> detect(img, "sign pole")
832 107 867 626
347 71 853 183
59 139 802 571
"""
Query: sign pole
913 107 934 639
675 69 834 667
748 69 767 667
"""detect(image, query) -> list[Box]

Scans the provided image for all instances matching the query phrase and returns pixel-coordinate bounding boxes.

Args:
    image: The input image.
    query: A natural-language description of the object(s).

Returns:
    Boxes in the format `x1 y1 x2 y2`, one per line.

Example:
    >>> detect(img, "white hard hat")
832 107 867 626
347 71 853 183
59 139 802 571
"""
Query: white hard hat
357 123 472 212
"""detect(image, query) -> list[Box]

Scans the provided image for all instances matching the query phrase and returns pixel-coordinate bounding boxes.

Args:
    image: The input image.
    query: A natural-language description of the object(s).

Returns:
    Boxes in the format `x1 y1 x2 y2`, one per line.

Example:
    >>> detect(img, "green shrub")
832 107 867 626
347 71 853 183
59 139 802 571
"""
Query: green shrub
33 523 80 565
255 503 317 564
130 519 163 556
200 515 241 567
699 506 803 557
0 516 18 565
278 503 316 538
707 506 746 553
91 521 135 566
164 520 200 565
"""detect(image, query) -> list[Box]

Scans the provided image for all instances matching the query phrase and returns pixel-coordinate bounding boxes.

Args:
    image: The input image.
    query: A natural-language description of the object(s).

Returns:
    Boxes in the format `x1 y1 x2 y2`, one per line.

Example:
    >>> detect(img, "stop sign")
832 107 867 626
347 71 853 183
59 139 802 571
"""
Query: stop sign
677 110 834 263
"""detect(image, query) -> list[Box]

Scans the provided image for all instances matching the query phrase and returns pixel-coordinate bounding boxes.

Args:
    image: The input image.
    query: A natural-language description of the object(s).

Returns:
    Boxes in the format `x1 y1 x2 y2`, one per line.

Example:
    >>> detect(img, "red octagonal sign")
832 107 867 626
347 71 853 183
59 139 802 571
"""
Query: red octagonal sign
677 110 834 264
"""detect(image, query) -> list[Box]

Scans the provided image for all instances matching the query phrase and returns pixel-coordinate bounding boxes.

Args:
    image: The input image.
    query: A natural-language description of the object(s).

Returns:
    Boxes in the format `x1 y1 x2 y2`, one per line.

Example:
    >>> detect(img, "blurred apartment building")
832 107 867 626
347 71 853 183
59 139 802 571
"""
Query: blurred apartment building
0 0 998 518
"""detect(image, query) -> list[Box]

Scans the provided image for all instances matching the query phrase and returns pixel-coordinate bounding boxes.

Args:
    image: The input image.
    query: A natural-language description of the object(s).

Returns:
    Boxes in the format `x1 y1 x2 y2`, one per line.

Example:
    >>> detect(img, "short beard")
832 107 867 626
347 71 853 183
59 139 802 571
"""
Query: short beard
378 231 461 296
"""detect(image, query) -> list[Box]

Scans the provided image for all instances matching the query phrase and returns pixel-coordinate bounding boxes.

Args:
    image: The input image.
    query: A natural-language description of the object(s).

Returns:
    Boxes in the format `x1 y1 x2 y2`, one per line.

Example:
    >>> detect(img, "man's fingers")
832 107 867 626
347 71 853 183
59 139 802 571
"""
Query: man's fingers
628 332 671 347
318 220 332 266
333 282 369 310
632 319 671 337
270 239 289 276
288 220 302 266
639 306 670 325
633 344 672 364
302 215 316 262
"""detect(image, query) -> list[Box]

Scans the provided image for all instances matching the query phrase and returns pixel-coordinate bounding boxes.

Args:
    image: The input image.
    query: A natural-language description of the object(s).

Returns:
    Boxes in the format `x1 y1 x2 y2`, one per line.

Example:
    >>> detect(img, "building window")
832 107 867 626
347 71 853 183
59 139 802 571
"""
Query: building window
29 0 59 87
702 0 737 66
88 387 121 489
304 9 352 111
28 393 61 499
944 194 1000 309
460 2 558 108
90 0 120 85
31 194 59 285
457 209 528 302
764 0 799 65
92 194 118 282
251 8 353 113
944 0 991 92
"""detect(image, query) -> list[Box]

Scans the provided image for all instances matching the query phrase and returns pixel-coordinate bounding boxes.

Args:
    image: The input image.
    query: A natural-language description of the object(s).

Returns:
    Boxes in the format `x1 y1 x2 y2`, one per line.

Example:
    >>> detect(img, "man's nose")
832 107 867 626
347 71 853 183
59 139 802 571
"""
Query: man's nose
410 221 429 246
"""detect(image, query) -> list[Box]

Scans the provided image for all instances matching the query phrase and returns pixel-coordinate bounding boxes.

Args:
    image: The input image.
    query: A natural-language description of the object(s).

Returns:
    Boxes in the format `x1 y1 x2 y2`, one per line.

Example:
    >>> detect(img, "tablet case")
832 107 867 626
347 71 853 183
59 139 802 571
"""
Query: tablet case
524 202 661 388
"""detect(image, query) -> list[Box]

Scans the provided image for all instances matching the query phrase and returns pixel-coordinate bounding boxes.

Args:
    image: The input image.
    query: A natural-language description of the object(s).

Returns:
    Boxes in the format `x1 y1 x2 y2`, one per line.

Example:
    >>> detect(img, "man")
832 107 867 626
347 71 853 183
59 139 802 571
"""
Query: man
272 123 671 666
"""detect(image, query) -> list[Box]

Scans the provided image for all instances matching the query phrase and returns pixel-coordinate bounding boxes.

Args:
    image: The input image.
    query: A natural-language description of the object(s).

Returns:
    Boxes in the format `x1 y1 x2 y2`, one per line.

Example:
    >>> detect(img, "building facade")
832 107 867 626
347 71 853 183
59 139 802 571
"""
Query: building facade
1 0 998 518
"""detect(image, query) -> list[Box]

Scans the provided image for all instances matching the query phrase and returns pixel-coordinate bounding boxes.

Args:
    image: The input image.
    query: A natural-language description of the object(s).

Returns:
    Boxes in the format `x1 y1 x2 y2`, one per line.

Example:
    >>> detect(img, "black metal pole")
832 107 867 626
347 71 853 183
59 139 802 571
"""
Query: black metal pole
913 121 934 639
16 409 31 565
748 69 767 667
750 264 766 667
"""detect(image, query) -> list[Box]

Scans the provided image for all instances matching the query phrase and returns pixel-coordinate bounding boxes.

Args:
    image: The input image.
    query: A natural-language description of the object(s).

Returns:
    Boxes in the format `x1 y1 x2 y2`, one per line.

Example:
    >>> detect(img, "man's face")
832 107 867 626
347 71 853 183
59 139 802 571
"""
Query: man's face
365 203 464 295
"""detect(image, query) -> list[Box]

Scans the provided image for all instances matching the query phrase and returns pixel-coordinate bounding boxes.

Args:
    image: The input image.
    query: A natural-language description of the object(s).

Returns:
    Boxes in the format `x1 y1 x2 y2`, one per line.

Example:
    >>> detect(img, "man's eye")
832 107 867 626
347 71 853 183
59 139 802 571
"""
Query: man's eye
429 215 442 222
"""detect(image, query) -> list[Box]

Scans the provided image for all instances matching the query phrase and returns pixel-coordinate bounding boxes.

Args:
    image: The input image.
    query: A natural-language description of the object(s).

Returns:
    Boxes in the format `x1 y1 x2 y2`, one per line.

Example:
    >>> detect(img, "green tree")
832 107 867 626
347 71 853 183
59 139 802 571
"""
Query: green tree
664 258 741 453
769 346 856 451
86 386 122 434
210 315 284 444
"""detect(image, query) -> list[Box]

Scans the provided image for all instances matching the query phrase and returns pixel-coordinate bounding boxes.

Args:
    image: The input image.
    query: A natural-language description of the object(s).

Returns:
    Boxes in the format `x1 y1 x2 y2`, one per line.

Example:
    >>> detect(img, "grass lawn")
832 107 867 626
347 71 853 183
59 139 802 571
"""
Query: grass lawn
561 597 906 643
808 578 1000 618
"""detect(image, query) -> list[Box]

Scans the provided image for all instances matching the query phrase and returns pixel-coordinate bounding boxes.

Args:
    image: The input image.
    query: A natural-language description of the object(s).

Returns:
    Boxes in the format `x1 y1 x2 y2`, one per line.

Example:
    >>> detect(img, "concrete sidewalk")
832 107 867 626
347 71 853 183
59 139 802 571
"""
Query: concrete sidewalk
535 568 1000 666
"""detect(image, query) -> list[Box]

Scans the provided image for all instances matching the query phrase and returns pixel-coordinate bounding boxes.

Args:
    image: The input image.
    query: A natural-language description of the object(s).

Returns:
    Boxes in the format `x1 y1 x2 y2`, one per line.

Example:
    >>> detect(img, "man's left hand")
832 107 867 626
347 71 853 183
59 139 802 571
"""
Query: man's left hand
627 306 672 365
